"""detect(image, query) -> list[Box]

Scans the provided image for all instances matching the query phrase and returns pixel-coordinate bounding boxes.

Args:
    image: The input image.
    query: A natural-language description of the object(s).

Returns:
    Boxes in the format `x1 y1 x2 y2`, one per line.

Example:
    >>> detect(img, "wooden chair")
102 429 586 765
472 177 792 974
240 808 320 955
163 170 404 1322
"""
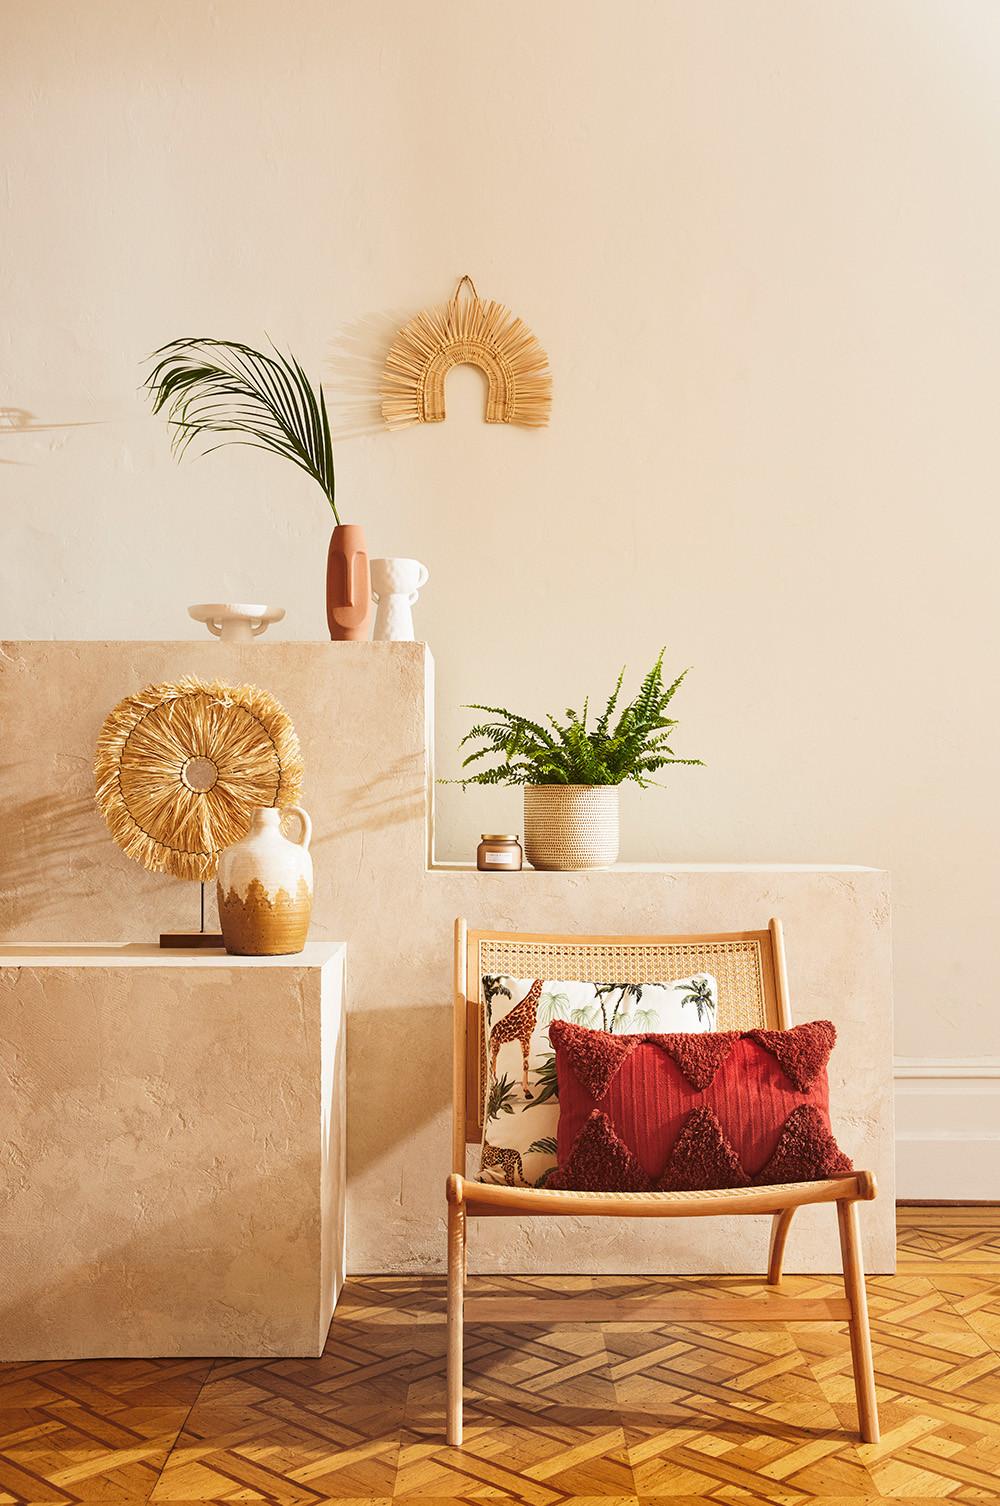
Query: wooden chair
446 917 879 1446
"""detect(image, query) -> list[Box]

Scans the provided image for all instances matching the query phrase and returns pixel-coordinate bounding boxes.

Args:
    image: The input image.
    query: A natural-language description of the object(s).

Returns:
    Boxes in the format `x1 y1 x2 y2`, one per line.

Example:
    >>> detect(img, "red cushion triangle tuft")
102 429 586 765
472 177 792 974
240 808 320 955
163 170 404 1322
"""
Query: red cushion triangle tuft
655 1031 739 1090
746 1020 837 1092
752 1104 854 1185
548 1019 644 1101
552 1109 653 1193
658 1106 752 1192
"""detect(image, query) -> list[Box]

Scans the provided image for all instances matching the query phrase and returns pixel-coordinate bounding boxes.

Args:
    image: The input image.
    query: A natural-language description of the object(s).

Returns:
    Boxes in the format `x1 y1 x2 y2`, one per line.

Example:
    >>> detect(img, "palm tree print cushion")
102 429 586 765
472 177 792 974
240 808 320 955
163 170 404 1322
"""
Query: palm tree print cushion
479 973 716 1187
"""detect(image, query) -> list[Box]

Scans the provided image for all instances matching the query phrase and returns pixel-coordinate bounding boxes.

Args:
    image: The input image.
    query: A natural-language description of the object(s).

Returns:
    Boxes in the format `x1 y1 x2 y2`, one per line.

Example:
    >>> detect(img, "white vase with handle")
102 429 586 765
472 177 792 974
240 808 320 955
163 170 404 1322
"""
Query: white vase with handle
216 805 313 955
370 558 429 641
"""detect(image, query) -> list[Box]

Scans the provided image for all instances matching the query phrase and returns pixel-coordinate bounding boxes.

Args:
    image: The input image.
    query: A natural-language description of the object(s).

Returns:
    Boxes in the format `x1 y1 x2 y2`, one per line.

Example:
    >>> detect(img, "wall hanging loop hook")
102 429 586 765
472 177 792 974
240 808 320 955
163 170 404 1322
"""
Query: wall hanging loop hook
450 274 481 312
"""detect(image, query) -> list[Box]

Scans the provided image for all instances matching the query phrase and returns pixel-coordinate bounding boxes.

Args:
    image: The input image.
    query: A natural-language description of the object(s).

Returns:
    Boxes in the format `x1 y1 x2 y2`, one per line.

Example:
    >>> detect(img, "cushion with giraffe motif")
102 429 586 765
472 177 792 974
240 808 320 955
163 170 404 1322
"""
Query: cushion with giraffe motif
479 972 717 1188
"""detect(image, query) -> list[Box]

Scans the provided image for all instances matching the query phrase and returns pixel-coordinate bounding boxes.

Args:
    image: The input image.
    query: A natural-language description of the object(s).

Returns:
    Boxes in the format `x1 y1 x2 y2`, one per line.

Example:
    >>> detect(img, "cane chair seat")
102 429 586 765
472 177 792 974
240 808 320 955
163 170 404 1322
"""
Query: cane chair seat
452 1170 876 1219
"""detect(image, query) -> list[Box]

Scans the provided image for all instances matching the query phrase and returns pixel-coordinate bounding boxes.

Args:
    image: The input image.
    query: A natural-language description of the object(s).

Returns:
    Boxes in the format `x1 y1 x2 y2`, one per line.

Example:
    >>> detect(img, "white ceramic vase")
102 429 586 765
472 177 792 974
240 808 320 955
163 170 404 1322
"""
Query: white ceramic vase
370 558 429 641
523 785 620 870
216 806 313 955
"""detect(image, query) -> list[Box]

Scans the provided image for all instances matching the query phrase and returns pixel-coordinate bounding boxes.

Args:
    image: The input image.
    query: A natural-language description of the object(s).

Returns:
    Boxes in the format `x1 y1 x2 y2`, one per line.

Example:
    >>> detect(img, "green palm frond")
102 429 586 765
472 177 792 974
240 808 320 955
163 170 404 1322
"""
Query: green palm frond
486 1072 518 1122
675 975 717 1024
445 651 702 788
482 974 512 1027
570 1004 602 1029
537 989 571 1026
145 337 338 521
625 1007 662 1032
526 1053 559 1108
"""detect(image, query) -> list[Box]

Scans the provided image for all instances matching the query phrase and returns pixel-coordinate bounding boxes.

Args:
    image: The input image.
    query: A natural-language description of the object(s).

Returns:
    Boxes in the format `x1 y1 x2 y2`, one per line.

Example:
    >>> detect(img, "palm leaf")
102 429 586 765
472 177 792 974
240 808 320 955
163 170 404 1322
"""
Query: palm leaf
145 337 339 521
526 1053 559 1108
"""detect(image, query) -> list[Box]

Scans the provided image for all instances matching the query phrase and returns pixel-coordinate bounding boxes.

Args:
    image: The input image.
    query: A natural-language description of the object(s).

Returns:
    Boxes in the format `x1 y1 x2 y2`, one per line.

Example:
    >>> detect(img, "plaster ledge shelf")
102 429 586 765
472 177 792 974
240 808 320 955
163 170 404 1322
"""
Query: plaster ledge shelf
0 942 345 967
429 861 879 874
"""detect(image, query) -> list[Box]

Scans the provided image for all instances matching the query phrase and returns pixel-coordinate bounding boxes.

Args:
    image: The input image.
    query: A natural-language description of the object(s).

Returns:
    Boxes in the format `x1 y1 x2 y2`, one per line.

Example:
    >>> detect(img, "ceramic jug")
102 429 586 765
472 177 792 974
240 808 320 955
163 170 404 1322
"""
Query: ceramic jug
370 558 429 642
217 806 313 955
326 524 371 641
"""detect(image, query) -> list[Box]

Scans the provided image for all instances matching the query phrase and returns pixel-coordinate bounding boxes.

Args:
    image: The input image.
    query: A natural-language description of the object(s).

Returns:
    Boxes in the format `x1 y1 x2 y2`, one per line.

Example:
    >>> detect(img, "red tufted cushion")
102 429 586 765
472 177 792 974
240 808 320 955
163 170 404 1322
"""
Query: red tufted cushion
549 1018 852 1192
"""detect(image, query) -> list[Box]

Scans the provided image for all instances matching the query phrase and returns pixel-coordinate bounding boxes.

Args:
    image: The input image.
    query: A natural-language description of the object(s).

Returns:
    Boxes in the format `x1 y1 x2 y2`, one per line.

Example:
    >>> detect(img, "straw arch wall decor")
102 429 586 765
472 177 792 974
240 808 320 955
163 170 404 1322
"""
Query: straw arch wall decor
94 676 303 881
381 276 552 429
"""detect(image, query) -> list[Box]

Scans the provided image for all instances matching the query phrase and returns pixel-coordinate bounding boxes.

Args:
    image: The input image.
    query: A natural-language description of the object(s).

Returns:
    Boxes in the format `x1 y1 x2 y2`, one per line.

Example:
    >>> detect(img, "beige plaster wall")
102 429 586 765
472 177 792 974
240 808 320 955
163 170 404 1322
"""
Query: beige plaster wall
0 642 895 1276
2 2 996 1074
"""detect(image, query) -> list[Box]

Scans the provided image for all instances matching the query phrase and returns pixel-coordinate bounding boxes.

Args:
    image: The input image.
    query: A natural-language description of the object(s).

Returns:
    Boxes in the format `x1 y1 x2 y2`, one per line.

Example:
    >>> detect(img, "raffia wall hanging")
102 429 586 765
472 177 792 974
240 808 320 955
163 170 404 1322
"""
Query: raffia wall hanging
381 275 552 429
94 677 303 882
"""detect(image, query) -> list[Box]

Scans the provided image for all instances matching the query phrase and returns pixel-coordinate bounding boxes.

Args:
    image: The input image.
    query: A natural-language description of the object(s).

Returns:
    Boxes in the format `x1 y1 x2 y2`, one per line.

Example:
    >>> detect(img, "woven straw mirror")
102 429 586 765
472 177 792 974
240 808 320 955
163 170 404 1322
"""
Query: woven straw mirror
381 275 552 429
95 677 303 881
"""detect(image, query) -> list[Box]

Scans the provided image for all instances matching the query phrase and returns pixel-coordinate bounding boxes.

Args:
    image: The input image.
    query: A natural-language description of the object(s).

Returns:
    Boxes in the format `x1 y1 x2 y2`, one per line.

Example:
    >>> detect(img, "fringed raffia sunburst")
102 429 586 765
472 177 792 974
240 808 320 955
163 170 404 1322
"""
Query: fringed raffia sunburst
381 275 552 429
94 677 303 882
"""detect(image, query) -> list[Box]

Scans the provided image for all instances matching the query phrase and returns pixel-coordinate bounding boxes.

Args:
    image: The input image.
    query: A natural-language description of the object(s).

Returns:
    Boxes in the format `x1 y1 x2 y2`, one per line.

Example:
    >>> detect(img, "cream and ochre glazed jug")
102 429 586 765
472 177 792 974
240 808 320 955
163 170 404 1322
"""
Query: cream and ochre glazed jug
217 806 312 955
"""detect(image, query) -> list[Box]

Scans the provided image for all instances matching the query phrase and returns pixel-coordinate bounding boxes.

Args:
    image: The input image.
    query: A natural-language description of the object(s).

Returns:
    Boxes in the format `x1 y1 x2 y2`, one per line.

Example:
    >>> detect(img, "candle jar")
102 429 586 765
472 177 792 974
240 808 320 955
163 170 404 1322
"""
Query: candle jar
476 834 523 872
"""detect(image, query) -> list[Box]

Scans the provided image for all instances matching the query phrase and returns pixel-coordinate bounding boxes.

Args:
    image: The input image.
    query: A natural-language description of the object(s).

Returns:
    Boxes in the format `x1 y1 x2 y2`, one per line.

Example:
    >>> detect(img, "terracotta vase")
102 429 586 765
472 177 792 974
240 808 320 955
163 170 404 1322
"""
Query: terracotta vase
326 523 371 641
217 806 313 956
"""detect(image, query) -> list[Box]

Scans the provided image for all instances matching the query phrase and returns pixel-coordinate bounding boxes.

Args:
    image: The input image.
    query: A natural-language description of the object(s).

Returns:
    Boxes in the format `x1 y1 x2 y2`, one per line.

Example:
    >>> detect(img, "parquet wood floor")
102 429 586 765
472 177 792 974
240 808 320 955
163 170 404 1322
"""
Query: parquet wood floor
1 1207 998 1504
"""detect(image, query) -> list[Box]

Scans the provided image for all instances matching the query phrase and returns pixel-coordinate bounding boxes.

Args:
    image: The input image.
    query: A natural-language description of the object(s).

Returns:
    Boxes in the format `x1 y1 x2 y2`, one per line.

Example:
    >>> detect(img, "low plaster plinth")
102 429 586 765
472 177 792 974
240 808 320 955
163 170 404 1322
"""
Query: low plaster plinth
0 943 346 1360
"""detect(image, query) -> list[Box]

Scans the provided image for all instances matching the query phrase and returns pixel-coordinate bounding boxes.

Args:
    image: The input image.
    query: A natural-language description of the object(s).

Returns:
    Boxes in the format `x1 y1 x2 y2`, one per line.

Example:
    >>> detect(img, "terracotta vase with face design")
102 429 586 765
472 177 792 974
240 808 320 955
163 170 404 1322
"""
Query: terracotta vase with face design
326 524 371 641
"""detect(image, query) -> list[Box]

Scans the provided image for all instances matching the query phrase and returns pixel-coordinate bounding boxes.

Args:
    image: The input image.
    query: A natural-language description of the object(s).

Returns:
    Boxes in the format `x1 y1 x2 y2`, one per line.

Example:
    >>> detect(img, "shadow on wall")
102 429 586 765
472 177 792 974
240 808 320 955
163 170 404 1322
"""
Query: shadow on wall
345 1002 450 1184
324 308 414 440
0 789 106 933
0 407 104 462
0 782 183 940
317 755 428 841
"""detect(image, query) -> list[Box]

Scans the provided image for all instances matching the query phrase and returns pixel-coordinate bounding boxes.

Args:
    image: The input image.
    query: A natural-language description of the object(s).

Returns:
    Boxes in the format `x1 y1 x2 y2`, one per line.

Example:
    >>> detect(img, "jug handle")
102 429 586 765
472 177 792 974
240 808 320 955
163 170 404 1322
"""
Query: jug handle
284 805 312 850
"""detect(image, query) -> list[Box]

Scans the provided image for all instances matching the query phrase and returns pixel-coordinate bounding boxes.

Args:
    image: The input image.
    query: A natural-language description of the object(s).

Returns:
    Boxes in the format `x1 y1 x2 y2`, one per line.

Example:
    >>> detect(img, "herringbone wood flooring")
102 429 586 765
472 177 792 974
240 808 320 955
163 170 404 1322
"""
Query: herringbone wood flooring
1 1207 998 1503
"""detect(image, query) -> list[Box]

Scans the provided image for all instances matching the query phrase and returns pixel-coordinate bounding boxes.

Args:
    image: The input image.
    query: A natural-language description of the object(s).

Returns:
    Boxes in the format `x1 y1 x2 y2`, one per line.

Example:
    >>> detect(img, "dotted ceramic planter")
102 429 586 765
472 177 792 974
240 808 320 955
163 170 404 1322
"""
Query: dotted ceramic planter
523 784 620 871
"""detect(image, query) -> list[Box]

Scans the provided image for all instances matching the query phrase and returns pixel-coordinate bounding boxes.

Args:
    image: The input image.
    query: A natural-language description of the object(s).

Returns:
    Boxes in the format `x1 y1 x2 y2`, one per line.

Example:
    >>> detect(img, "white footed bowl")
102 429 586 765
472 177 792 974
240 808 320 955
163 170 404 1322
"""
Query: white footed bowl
188 603 286 642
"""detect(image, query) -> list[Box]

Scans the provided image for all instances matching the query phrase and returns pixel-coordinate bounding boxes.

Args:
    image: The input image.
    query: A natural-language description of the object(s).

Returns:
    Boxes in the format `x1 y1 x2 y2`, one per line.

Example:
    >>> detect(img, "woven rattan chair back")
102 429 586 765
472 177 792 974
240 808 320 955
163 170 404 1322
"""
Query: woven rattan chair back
454 922 791 1155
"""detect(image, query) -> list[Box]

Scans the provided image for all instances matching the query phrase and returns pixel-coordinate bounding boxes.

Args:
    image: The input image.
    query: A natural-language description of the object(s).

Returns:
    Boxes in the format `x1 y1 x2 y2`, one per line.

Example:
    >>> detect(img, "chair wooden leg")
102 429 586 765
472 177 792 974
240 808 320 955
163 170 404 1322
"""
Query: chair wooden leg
837 1198 879 1444
767 1207 795 1285
447 1198 466 1446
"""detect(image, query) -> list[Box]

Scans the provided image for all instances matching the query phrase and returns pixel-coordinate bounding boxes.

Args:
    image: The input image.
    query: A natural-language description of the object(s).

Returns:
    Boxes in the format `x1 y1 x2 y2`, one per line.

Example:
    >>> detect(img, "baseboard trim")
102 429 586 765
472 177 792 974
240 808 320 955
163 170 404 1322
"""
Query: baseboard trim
898 1199 1000 1206
894 1057 1000 1199
894 1056 1000 1079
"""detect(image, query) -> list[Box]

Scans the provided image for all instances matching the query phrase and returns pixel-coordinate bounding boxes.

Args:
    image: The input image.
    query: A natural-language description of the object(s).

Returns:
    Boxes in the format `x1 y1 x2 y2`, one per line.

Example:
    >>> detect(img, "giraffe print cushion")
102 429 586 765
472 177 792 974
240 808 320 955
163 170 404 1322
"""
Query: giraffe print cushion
479 972 717 1188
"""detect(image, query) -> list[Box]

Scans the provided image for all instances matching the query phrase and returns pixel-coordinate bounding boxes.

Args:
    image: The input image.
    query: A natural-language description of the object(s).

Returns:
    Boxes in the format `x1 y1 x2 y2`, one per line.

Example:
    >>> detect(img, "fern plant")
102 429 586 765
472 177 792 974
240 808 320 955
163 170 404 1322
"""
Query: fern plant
145 338 338 521
451 650 701 788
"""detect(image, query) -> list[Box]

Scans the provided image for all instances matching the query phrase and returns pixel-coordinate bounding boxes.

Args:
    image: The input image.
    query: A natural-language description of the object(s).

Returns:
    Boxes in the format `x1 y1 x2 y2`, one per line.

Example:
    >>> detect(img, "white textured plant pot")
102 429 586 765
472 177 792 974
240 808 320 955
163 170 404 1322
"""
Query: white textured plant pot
523 784 620 871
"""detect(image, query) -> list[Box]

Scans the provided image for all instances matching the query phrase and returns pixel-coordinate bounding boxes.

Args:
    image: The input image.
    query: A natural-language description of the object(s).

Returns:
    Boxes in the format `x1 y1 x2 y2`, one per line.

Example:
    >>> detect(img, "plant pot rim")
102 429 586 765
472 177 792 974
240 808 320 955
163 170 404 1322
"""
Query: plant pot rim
524 782 622 791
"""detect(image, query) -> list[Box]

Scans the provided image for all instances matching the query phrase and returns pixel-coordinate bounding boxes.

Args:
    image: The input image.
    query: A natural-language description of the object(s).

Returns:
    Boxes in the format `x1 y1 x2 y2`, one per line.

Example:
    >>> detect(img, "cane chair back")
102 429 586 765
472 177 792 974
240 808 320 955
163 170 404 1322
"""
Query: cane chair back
453 921 791 1163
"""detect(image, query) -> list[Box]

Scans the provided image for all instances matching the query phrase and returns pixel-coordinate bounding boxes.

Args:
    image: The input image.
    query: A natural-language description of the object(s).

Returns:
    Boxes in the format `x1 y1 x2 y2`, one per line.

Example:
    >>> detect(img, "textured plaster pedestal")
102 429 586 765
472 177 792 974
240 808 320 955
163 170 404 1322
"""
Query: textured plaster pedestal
0 643 895 1283
0 943 346 1361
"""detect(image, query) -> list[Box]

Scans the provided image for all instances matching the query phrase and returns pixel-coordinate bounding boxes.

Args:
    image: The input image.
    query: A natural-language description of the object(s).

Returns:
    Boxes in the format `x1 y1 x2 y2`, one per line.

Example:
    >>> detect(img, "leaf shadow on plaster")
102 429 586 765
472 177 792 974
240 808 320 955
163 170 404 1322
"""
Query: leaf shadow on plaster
323 308 412 441
0 790 110 932
0 407 104 463
313 757 427 839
